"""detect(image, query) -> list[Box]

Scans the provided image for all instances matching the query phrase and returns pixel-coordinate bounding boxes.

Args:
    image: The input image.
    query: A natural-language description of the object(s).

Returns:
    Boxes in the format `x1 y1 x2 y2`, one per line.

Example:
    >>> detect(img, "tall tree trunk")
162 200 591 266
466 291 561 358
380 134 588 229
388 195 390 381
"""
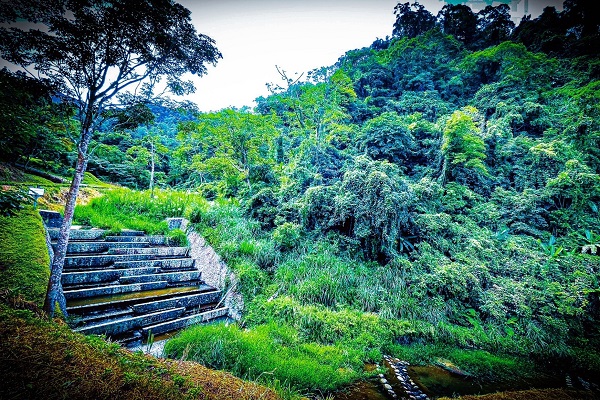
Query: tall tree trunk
149 140 155 197
43 127 92 318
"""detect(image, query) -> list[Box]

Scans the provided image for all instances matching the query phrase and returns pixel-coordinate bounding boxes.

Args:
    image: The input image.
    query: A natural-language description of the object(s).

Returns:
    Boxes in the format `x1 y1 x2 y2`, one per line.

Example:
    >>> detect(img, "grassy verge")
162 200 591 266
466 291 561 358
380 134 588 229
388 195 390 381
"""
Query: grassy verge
0 208 50 304
165 322 363 394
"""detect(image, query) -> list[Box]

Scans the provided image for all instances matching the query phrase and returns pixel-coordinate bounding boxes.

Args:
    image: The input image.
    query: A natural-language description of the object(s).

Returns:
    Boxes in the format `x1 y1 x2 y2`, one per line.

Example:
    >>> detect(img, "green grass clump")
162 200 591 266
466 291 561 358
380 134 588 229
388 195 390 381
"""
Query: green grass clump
0 208 50 305
82 171 112 187
74 188 207 234
164 322 361 393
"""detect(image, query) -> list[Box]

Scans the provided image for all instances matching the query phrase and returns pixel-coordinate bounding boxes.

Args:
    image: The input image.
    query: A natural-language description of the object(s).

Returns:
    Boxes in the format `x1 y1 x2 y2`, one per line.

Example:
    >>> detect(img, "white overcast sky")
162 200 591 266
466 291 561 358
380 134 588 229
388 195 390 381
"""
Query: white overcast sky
179 0 564 112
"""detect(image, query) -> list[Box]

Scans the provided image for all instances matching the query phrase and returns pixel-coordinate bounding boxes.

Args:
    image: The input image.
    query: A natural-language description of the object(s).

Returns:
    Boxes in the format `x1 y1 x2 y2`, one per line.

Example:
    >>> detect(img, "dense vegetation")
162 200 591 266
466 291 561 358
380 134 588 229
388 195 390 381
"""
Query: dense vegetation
1 0 599 398
0 192 279 400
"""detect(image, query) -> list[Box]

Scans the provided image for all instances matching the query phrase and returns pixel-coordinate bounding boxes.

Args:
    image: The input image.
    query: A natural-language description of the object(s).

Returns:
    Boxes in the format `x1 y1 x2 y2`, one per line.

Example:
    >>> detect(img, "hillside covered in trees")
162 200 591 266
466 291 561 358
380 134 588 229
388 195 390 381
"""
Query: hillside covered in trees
1 0 600 398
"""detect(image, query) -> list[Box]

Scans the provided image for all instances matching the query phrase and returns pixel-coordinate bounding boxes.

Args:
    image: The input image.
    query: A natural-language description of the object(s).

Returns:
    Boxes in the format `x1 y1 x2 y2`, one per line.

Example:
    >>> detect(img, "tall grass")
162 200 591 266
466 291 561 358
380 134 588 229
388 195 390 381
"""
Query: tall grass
164 322 362 393
74 188 207 234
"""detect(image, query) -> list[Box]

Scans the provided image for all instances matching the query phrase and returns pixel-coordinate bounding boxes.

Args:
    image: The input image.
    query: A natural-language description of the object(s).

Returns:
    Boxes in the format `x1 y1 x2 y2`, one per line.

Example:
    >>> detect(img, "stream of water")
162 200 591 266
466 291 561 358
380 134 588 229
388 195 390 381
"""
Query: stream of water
330 357 576 400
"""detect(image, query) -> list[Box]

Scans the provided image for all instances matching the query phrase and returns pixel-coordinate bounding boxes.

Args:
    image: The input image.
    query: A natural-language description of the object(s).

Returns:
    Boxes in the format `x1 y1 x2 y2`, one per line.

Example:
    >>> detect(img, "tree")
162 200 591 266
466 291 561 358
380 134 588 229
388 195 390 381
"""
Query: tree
440 106 488 184
334 156 414 262
0 68 72 164
0 0 221 317
437 4 477 48
475 4 515 49
359 112 414 166
392 2 437 39
176 109 278 196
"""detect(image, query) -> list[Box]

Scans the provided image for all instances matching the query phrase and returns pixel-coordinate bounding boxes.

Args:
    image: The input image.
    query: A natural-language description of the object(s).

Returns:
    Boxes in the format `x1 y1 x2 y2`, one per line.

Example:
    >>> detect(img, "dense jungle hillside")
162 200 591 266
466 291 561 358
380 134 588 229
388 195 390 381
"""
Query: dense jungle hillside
1 0 600 398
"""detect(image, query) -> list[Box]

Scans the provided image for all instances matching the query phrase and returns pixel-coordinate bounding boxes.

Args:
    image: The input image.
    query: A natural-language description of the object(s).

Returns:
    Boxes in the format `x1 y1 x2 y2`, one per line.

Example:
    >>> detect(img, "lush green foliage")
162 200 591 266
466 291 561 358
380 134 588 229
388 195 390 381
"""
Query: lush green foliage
165 6 600 393
3 0 600 397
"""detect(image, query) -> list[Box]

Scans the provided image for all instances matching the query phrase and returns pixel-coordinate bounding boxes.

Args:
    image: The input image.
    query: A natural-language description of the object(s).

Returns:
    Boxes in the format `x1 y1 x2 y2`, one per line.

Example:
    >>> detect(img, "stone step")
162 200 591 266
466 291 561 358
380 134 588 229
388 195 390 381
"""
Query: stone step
105 235 167 245
48 228 107 241
131 290 221 314
62 269 120 286
74 308 134 326
118 229 146 236
64 253 188 268
107 247 189 256
66 285 215 314
64 281 168 299
62 267 163 286
112 258 195 270
119 270 201 285
142 307 229 336
75 307 186 336
54 241 150 254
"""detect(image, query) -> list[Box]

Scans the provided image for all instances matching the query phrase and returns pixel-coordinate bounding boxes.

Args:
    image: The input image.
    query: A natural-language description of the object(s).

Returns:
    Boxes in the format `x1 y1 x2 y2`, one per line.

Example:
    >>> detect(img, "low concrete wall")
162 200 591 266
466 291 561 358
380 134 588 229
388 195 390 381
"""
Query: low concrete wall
39 210 63 228
185 222 244 320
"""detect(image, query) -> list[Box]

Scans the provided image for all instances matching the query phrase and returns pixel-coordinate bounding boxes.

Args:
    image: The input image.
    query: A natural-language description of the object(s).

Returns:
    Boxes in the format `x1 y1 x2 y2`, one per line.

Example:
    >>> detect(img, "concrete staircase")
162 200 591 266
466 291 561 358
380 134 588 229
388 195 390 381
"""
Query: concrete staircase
47 225 228 345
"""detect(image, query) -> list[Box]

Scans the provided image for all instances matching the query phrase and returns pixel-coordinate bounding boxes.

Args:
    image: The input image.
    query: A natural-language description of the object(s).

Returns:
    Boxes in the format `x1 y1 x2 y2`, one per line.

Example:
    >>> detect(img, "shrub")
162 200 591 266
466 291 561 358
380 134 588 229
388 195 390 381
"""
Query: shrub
0 187 31 217
272 222 301 250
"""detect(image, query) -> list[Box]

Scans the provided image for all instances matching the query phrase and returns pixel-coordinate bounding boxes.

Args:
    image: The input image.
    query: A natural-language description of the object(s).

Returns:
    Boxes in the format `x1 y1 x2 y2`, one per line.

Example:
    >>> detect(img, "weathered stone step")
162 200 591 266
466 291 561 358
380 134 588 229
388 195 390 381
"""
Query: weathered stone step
105 235 167 245
75 307 186 336
66 285 215 313
54 241 150 254
113 258 195 270
107 247 189 256
64 281 168 299
64 253 187 268
48 228 107 241
74 308 134 326
62 266 163 286
119 270 201 285
142 307 229 336
62 269 119 286
118 229 146 236
131 290 221 314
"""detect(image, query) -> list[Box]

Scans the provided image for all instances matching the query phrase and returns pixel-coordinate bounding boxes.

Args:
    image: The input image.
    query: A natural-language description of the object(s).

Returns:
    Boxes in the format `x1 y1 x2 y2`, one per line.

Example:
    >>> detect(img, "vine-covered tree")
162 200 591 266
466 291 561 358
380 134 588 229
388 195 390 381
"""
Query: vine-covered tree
0 0 221 317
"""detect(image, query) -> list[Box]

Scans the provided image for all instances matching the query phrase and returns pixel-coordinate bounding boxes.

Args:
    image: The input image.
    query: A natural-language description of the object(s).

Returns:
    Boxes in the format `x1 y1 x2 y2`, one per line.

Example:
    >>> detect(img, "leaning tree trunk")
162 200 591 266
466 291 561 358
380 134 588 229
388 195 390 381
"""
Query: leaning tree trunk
43 127 93 318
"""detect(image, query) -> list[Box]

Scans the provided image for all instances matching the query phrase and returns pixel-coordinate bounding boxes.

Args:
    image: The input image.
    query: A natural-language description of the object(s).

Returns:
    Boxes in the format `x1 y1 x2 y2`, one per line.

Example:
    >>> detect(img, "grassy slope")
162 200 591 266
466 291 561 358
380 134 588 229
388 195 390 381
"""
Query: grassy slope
0 202 279 400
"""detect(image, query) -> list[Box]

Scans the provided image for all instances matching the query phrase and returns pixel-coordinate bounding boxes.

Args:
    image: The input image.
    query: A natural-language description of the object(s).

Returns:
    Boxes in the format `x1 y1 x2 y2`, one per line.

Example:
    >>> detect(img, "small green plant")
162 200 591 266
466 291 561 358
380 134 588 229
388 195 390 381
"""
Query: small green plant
166 229 188 247
538 235 563 259
272 222 301 250
145 329 155 353
578 230 600 255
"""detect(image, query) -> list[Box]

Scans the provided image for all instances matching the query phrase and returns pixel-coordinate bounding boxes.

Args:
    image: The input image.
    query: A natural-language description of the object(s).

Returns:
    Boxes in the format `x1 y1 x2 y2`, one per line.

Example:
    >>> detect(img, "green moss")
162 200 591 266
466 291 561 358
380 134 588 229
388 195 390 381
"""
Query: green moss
0 208 50 306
